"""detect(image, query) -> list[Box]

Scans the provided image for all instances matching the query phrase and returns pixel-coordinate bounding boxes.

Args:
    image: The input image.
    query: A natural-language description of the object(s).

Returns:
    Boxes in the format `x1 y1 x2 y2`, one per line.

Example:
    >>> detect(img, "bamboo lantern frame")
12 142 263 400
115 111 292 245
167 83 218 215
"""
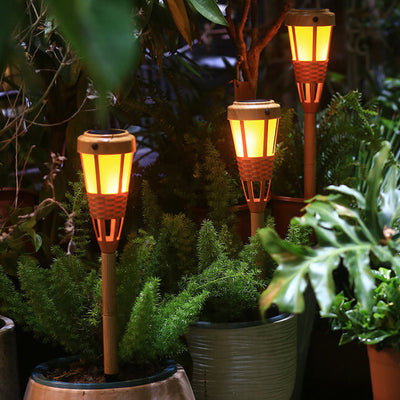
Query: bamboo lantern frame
286 9 335 113
228 100 281 235
77 129 136 253
77 129 136 377
286 9 335 199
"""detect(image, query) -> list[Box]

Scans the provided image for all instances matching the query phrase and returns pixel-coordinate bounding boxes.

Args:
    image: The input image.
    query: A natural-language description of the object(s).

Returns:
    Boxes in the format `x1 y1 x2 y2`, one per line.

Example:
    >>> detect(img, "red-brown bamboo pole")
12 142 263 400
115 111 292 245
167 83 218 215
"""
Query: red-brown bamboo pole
304 112 316 199
251 212 264 236
101 252 118 377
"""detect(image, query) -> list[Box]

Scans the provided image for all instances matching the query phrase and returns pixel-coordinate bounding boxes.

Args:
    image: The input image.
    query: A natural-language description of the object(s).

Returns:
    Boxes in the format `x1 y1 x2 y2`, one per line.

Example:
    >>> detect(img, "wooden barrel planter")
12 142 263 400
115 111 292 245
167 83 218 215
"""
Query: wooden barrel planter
186 313 297 400
0 187 37 223
0 315 20 400
24 357 195 400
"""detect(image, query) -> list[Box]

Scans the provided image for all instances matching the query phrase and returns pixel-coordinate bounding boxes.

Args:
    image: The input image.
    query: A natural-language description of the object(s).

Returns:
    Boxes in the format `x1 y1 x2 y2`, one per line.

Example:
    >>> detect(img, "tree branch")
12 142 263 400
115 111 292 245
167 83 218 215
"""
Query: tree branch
254 0 293 54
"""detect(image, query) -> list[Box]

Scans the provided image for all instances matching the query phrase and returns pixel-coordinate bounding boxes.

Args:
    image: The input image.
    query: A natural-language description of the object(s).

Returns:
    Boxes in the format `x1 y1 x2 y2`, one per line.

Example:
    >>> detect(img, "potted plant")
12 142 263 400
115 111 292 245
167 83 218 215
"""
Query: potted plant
0 177 207 399
181 219 313 400
259 141 400 400
0 315 20 400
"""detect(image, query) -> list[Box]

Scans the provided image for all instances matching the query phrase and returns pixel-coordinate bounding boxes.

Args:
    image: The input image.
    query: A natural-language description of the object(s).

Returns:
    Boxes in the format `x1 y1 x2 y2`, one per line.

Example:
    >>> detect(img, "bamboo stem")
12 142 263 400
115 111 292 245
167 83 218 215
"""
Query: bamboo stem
251 211 264 236
101 252 118 376
304 112 316 199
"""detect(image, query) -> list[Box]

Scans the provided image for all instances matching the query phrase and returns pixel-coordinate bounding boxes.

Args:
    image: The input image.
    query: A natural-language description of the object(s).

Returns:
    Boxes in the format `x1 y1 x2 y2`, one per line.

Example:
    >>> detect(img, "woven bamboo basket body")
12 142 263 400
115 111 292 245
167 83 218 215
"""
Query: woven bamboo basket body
186 314 297 400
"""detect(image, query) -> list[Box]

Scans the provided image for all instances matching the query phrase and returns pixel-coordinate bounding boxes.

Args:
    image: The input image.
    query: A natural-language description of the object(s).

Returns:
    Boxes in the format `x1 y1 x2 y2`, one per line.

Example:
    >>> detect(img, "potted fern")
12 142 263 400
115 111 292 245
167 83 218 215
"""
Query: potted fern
0 179 206 399
259 141 400 400
181 219 312 400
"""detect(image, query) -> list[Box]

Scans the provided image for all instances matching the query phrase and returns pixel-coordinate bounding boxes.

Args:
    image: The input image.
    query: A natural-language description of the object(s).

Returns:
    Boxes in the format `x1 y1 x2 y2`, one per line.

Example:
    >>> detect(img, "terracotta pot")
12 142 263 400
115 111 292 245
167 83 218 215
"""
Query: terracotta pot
186 313 297 400
24 357 195 400
271 195 305 238
0 315 20 400
367 345 400 400
0 187 36 223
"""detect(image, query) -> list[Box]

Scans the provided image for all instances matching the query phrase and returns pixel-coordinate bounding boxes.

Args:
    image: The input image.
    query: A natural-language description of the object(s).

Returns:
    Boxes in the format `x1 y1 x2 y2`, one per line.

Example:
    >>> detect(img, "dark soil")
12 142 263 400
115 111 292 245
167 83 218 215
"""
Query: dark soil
44 359 166 383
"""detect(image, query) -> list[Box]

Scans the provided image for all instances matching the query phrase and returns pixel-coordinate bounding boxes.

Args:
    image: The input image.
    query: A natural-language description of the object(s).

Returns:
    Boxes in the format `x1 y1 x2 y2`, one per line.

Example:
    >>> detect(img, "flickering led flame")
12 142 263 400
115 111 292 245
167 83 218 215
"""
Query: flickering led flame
80 152 133 195
288 25 332 62
229 119 278 158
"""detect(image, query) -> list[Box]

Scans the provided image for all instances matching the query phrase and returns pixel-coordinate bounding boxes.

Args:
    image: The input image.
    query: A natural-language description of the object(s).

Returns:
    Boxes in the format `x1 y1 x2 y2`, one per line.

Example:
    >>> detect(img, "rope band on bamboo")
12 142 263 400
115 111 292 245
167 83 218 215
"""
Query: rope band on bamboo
236 156 274 181
293 60 328 83
86 193 128 219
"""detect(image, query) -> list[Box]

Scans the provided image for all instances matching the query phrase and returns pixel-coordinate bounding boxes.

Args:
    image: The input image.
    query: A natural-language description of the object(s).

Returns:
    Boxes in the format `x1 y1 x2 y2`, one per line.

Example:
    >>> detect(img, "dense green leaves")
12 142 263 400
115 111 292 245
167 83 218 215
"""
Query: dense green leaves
260 141 400 334
46 0 141 93
0 0 23 72
164 0 192 46
186 0 227 26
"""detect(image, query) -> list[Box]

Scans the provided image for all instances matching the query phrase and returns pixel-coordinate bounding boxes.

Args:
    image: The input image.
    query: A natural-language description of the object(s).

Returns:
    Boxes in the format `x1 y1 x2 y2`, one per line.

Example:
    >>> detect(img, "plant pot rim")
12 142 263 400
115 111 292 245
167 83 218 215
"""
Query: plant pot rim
0 315 14 333
271 195 305 203
191 312 293 329
31 356 177 390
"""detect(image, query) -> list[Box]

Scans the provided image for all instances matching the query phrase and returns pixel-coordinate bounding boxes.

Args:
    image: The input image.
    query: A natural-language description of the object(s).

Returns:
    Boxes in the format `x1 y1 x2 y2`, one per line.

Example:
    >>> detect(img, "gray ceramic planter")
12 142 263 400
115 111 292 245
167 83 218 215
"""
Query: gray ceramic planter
0 315 20 400
186 313 297 400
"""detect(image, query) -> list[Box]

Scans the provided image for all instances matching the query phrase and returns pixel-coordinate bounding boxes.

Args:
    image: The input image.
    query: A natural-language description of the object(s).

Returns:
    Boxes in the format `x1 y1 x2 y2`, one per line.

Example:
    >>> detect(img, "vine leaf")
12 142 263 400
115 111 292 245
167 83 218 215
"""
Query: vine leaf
186 0 227 26
46 0 141 93
164 0 192 47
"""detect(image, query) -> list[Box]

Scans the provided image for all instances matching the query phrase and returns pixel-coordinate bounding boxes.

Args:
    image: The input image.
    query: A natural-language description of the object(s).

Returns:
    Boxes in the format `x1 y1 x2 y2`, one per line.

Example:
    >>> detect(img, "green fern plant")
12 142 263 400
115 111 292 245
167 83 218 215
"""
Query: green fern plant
183 218 291 323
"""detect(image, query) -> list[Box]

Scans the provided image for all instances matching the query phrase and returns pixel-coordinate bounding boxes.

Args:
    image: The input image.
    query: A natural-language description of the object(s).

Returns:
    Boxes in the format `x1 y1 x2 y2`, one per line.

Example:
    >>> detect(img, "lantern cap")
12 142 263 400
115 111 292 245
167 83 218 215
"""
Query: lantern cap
285 9 335 27
228 99 281 121
77 129 136 155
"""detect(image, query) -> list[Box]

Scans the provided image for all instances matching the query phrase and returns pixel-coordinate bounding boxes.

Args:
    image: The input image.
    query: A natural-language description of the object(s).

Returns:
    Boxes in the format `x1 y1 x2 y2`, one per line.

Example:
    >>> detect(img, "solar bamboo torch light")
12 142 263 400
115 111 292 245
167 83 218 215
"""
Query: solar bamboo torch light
286 8 335 198
228 100 281 236
77 129 136 377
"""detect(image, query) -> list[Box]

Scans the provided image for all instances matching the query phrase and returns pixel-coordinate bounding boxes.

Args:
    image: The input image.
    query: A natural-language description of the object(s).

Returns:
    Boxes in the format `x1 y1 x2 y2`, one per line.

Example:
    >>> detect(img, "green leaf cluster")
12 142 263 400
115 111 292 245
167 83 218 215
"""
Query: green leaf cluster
331 268 400 351
260 141 400 348
181 218 295 323
119 277 208 364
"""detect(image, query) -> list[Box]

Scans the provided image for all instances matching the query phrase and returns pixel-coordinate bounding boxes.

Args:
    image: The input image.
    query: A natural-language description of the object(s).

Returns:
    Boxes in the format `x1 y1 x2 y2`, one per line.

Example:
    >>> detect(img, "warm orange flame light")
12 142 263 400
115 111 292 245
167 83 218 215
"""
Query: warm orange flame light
228 100 280 215
77 129 136 253
286 9 335 113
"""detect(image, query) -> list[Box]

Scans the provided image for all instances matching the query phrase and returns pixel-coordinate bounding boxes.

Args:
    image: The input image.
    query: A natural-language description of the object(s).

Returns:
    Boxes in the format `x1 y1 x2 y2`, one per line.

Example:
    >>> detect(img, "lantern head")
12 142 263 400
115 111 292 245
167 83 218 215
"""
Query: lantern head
77 129 136 253
228 100 281 213
286 9 335 112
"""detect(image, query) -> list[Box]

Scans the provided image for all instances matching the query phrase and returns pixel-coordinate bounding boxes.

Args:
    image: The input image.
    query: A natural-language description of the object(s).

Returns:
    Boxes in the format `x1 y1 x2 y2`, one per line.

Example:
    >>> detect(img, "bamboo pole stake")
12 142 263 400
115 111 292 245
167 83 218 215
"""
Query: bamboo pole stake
251 212 265 237
304 112 317 199
101 252 118 377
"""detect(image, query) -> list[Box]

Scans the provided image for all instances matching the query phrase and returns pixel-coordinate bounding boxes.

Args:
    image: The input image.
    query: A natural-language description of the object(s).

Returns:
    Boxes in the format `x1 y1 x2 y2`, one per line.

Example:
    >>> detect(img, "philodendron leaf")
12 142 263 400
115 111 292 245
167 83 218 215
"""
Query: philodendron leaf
164 0 192 46
46 0 141 93
259 227 376 315
365 141 391 239
343 248 375 311
186 0 227 26
379 165 400 229
259 229 312 314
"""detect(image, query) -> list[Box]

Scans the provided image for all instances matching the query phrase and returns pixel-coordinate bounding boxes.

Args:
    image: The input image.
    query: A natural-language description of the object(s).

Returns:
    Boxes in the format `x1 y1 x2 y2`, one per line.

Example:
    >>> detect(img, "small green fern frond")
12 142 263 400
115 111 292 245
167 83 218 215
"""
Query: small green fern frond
119 277 160 364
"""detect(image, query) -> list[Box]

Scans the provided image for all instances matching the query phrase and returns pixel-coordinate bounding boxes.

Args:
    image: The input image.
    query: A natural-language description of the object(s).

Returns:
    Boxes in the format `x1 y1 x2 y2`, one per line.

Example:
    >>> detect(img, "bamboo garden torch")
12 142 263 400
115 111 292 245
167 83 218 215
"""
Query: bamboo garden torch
77 129 136 377
228 100 281 236
286 9 335 199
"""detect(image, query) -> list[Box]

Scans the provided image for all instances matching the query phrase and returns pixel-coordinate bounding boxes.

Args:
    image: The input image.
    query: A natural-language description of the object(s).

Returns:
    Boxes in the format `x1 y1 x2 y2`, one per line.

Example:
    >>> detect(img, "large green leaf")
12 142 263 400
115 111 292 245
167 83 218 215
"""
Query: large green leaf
46 0 141 93
365 141 391 239
186 0 227 26
259 229 314 314
0 0 23 72
260 142 400 319
164 0 192 46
